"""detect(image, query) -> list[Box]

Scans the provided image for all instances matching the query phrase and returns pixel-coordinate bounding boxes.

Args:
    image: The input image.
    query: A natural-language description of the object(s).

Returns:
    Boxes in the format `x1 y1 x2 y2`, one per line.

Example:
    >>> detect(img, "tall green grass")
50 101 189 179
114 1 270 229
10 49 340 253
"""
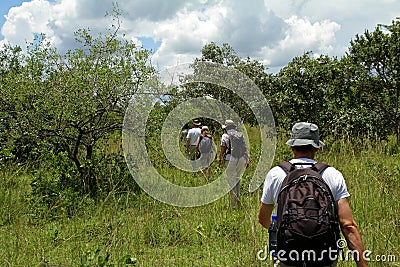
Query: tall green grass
320 137 400 266
0 132 399 266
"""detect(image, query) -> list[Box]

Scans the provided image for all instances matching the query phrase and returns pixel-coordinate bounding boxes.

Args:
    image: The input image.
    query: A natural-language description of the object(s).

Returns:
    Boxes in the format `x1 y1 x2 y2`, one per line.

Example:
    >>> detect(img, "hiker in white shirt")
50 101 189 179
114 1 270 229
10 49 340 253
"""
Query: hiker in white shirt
186 119 202 160
258 122 367 267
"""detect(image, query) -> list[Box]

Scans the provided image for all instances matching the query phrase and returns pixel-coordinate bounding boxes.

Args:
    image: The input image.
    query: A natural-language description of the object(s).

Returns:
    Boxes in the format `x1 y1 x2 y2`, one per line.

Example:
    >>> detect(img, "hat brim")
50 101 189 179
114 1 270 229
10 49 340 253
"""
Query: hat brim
285 139 324 148
222 123 235 129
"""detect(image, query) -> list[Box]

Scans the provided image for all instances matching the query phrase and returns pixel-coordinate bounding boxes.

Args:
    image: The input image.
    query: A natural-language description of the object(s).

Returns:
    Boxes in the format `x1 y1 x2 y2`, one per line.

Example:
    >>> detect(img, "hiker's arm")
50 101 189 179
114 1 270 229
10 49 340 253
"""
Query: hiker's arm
337 198 368 267
258 202 274 229
212 138 217 158
195 137 200 153
185 137 190 153
244 151 249 168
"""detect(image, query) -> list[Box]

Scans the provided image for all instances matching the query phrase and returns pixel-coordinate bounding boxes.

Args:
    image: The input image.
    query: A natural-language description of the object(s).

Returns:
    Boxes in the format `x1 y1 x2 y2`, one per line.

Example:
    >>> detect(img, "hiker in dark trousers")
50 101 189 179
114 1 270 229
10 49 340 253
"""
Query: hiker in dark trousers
196 126 217 180
219 119 248 209
258 122 367 267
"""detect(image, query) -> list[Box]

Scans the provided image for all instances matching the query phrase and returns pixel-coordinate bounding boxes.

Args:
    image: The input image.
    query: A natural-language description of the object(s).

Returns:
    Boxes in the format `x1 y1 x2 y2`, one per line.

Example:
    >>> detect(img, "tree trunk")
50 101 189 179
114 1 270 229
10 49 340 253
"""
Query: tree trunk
83 144 97 196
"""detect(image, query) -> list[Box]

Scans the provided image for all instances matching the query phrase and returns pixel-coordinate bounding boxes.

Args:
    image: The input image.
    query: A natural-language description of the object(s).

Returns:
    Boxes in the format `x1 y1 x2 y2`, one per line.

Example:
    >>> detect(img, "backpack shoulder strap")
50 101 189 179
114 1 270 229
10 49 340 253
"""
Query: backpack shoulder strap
278 161 329 174
278 161 295 174
312 162 330 174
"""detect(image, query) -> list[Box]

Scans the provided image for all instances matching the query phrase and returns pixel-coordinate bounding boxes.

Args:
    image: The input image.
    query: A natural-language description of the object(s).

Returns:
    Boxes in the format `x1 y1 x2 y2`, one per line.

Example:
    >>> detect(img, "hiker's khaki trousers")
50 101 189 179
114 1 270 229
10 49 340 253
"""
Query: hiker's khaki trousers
226 157 246 209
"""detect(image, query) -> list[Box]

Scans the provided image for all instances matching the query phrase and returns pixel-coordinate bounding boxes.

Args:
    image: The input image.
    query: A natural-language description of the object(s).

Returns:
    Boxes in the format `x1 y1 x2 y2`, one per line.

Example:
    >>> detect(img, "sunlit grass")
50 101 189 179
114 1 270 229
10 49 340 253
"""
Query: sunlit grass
0 133 399 266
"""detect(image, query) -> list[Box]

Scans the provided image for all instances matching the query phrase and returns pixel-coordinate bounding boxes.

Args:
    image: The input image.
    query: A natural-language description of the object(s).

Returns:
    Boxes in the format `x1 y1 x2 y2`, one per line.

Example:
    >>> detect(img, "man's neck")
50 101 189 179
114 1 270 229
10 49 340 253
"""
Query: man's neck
293 152 316 160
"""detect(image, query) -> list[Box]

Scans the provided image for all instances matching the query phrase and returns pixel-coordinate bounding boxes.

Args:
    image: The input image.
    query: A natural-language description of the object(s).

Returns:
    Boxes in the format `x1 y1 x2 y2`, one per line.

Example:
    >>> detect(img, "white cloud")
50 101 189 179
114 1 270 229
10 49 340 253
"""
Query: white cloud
150 4 226 69
2 0 53 47
215 1 286 54
263 0 400 56
0 0 399 72
256 16 340 68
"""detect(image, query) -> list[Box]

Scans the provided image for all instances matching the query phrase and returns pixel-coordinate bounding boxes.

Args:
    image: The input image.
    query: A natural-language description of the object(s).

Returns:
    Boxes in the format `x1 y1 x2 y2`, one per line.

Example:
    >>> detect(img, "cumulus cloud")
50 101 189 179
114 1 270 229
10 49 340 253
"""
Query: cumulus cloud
2 0 53 47
264 0 400 58
1 0 399 71
256 16 340 68
150 0 288 69
215 1 286 54
123 0 189 21
150 4 227 68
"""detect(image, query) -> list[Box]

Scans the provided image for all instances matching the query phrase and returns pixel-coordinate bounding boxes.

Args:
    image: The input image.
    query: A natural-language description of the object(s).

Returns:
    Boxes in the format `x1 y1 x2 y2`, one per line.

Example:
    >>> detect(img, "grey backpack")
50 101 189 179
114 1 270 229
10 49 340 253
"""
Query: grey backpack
199 135 213 154
227 130 246 158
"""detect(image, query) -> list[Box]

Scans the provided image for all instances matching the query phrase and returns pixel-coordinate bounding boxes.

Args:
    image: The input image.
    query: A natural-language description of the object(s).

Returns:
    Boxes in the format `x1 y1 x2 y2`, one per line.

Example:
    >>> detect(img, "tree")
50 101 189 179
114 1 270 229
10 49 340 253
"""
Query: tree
346 18 400 141
0 10 155 195
272 52 340 136
0 45 24 161
178 42 272 126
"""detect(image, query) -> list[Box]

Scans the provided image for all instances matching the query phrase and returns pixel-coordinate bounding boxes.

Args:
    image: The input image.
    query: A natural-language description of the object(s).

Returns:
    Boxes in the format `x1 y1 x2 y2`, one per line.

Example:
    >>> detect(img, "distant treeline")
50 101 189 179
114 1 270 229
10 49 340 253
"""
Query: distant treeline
0 11 399 199
188 18 400 142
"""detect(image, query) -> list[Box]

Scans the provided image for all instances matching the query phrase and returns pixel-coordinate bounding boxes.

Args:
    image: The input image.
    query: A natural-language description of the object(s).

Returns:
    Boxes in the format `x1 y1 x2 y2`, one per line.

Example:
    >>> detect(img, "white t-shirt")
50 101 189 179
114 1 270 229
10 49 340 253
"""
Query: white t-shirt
186 127 202 146
260 158 350 205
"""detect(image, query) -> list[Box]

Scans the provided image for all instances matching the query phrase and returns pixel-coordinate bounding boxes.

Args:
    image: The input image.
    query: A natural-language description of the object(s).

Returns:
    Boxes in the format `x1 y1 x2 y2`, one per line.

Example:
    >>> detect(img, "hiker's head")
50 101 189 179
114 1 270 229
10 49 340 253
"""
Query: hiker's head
286 122 324 149
201 126 210 135
193 119 201 128
222 119 235 130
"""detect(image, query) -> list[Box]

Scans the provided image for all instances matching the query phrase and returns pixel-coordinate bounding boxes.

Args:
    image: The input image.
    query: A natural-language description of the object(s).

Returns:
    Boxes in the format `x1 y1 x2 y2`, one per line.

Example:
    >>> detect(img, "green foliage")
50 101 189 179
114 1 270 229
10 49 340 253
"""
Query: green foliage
0 165 31 226
0 10 154 196
28 141 140 220
80 248 111 267
272 53 339 133
345 19 400 140
1 14 400 266
169 18 400 142
29 152 96 220
1 136 399 266
176 42 269 126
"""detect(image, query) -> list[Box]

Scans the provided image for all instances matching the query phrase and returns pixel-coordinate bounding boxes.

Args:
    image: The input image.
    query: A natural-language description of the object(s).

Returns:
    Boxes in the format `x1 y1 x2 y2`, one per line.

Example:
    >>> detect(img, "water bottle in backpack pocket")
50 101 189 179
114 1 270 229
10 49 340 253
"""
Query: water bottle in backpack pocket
269 214 278 261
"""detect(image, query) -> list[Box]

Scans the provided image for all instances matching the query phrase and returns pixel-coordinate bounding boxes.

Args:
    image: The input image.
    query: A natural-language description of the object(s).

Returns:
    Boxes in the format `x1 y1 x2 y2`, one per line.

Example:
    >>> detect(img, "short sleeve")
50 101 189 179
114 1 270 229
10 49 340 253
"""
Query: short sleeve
322 167 350 201
260 166 286 205
220 133 229 147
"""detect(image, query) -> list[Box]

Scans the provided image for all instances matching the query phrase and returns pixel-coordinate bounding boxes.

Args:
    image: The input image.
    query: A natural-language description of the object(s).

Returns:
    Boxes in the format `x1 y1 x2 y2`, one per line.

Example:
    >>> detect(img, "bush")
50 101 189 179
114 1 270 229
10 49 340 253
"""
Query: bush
28 144 141 220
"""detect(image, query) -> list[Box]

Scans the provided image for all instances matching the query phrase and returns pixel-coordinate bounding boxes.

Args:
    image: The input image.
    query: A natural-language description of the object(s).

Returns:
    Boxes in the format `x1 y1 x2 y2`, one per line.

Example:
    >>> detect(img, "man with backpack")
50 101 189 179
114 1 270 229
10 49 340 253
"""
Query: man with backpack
219 119 248 209
258 122 367 267
186 119 202 160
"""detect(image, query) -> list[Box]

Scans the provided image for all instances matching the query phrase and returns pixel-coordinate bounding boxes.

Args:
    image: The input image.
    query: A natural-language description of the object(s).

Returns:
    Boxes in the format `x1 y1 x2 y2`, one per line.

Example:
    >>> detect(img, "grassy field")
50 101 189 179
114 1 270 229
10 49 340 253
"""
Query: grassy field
0 130 399 266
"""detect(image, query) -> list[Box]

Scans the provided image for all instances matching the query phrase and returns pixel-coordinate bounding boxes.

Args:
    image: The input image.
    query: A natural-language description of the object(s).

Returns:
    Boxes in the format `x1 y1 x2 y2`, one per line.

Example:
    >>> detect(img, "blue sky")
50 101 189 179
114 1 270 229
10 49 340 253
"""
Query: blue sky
1 0 399 71
0 1 24 34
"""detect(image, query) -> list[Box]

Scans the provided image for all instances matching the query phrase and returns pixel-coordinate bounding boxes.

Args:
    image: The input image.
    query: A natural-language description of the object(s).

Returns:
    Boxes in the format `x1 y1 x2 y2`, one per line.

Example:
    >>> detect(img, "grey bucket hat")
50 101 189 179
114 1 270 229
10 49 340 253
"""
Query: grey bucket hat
285 122 324 148
222 119 235 129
